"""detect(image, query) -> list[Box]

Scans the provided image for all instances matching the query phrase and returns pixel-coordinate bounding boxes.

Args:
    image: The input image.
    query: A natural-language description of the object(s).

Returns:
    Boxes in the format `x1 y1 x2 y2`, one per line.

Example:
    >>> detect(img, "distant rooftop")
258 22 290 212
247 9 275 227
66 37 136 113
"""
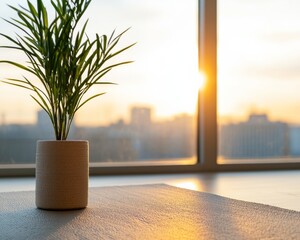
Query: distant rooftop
248 114 269 123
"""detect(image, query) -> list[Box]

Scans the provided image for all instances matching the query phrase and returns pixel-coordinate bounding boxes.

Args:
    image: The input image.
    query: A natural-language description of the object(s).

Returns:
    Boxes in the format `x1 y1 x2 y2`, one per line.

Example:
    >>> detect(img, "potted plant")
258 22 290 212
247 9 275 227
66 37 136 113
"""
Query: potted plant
0 0 134 210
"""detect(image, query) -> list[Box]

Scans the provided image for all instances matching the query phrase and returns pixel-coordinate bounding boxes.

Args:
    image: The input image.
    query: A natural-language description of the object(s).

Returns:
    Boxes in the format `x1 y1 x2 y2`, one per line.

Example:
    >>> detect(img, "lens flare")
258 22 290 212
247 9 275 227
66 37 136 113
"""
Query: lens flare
198 71 206 90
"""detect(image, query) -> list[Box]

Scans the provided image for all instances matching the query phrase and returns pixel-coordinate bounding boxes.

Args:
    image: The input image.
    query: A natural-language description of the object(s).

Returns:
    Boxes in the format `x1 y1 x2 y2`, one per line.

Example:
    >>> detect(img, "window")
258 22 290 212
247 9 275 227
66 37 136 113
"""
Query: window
0 0 201 175
217 0 300 169
1 0 299 177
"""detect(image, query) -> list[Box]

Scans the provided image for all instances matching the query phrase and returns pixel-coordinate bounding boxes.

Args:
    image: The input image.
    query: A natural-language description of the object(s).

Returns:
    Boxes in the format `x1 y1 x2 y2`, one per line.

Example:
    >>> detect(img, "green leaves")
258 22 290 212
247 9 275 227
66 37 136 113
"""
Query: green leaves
0 0 135 140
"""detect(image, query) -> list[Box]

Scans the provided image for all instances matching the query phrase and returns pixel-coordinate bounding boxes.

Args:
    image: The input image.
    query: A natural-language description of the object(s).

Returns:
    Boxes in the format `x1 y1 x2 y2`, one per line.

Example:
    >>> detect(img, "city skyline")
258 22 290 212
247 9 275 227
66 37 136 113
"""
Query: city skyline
0 104 196 127
0 106 196 164
1 109 300 164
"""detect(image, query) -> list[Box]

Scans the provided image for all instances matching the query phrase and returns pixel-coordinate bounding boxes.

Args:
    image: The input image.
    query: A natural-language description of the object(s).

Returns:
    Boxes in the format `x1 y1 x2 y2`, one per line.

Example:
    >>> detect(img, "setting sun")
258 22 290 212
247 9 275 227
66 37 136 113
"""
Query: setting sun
198 71 206 90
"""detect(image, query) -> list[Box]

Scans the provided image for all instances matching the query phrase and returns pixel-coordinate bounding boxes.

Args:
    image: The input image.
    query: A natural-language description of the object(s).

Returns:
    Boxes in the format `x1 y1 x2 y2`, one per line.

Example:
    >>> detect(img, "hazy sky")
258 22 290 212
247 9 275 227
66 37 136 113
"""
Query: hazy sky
218 0 300 124
1 0 300 126
0 0 198 126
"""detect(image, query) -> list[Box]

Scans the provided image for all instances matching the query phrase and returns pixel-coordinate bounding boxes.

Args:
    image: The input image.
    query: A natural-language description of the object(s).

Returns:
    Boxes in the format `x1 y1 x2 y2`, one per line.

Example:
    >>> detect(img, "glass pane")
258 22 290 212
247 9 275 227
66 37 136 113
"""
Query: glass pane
218 0 300 163
0 0 198 166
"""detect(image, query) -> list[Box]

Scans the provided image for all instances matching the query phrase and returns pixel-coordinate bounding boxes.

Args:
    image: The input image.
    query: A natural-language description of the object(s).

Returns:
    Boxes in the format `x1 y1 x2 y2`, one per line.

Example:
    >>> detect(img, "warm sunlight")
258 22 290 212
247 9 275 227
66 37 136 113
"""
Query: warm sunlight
198 71 206 90
175 181 199 191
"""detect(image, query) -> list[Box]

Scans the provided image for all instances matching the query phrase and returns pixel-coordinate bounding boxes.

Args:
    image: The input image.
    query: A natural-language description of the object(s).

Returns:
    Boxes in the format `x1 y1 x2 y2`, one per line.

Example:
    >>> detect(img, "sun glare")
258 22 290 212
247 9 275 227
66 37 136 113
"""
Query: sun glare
198 71 206 90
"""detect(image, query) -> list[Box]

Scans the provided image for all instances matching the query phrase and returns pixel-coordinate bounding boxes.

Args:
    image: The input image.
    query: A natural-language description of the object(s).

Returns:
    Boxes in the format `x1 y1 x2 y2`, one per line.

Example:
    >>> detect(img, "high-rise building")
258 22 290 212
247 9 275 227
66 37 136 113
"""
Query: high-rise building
130 107 152 130
219 114 289 159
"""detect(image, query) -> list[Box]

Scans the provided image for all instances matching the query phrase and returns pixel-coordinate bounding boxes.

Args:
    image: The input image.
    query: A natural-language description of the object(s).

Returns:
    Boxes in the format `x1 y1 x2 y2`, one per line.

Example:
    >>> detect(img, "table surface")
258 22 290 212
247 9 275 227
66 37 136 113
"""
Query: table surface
1 184 299 240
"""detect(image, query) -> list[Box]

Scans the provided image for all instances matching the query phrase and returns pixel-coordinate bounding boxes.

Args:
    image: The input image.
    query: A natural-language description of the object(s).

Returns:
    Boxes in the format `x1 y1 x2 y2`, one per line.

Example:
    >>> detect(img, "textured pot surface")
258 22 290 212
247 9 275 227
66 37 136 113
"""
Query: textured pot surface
36 140 89 210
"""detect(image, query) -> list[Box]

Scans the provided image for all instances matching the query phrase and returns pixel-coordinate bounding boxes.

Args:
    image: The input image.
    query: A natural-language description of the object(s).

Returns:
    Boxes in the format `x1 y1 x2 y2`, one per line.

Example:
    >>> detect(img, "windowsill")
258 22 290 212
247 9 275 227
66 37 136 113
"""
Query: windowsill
0 157 197 169
218 157 300 164
1 170 299 211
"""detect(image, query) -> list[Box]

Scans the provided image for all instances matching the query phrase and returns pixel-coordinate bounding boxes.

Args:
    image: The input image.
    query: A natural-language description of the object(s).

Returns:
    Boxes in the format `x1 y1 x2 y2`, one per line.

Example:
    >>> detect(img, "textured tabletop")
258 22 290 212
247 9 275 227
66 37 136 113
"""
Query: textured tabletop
0 184 299 239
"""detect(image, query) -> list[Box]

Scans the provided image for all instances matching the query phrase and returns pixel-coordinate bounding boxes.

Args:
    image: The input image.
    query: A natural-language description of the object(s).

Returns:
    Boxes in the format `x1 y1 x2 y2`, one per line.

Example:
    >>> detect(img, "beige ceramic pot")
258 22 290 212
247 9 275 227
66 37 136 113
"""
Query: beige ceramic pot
35 140 89 210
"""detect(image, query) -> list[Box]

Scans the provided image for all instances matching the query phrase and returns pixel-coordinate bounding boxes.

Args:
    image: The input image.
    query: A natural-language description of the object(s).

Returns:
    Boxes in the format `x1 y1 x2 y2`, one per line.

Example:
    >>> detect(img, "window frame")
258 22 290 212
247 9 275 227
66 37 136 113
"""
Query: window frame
0 0 299 177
